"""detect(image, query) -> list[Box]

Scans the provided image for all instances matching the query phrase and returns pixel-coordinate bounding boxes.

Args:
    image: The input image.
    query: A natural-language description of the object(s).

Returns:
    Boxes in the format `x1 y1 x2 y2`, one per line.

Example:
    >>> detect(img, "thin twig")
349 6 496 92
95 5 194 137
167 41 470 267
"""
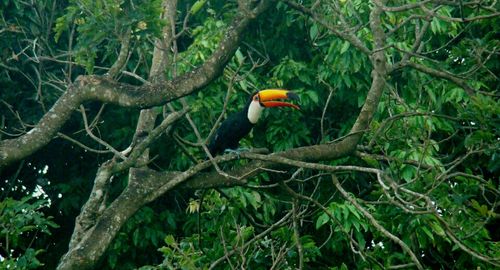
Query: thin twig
209 211 293 270
331 175 424 270
292 198 304 269
57 132 112 154
79 105 126 160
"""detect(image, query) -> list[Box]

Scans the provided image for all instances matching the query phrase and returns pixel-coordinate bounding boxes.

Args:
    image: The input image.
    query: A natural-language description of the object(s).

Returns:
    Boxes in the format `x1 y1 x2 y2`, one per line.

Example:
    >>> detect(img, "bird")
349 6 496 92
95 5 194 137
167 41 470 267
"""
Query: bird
207 89 300 156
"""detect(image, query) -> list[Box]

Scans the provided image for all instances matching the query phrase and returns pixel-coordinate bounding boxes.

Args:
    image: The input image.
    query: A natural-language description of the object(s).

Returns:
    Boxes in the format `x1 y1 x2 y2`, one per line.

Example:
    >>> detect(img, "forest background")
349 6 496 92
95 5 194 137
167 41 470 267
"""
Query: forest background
0 0 499 269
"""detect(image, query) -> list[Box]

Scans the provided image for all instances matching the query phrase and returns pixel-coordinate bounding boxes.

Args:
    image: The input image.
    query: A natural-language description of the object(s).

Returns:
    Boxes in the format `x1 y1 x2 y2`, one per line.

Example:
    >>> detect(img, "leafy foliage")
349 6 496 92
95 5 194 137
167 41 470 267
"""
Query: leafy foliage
1 0 499 269
0 196 58 269
54 0 164 73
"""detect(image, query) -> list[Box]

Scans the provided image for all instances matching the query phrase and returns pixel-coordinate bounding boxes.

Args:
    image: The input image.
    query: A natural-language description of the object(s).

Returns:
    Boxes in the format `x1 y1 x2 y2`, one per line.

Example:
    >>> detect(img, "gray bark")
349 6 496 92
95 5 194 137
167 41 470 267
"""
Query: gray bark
55 1 273 269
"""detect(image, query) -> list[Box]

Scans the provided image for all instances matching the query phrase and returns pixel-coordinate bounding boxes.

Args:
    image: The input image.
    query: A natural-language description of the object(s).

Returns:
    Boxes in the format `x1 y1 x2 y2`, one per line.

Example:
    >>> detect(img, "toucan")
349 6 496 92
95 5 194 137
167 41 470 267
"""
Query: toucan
207 89 300 156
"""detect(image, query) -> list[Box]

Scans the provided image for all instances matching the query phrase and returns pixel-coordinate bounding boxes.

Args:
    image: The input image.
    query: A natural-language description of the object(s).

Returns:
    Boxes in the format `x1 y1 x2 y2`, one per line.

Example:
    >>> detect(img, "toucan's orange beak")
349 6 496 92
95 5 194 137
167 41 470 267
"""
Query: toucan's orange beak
258 89 300 110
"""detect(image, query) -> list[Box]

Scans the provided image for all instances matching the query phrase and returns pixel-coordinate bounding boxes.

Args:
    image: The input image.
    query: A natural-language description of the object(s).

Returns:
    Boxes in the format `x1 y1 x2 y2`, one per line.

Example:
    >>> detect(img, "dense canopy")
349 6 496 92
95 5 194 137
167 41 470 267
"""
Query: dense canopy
0 0 499 269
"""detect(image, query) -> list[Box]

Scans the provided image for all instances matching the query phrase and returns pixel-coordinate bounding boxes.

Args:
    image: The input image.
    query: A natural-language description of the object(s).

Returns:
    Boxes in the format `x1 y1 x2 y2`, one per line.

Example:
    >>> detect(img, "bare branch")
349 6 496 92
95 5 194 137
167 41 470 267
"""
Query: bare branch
388 15 426 36
392 182 500 267
403 61 475 95
0 0 273 169
106 27 132 78
79 105 126 160
56 132 112 155
319 81 335 142
113 107 188 172
376 0 433 12
209 211 293 270
205 64 243 144
420 5 500 22
331 175 424 270
283 0 371 55
292 199 304 270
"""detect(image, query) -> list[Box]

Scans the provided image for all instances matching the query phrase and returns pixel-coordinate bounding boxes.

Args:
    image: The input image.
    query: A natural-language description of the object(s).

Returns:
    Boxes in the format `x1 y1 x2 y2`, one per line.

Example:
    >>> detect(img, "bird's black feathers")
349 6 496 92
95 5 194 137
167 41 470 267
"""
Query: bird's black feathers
207 108 254 156
207 90 299 157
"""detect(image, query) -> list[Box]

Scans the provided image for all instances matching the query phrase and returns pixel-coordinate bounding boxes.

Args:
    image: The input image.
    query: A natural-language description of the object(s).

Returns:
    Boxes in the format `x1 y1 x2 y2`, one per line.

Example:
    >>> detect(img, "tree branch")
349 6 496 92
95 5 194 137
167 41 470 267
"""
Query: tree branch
375 0 432 12
402 61 475 95
420 5 500 22
331 175 424 270
283 0 371 55
0 0 272 169
56 1 274 269
106 27 132 78
209 211 293 270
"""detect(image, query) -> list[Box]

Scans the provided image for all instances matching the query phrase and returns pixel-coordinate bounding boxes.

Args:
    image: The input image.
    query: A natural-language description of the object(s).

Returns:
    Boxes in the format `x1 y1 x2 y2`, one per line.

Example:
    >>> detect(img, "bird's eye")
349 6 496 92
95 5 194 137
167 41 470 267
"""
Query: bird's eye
253 95 259 101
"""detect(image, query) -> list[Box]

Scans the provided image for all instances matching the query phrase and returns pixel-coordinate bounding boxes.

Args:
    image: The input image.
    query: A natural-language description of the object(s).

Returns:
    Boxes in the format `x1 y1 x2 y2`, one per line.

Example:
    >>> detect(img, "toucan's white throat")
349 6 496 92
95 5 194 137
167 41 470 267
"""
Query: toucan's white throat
247 100 264 124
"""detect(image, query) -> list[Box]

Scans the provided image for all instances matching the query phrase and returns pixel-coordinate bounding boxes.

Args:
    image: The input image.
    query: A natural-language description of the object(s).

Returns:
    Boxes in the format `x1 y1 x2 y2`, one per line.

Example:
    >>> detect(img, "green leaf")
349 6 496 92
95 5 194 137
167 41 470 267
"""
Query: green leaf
310 24 319 40
133 229 140 246
357 93 366 107
235 49 245 65
307 90 319 104
316 213 330 229
240 226 254 241
108 254 118 269
190 0 207 15
425 87 437 104
239 80 248 91
401 165 415 182
361 155 379 167
444 87 466 103
421 226 435 242
164 235 175 246
340 41 350 54
430 222 446 237
471 199 490 216
355 230 365 250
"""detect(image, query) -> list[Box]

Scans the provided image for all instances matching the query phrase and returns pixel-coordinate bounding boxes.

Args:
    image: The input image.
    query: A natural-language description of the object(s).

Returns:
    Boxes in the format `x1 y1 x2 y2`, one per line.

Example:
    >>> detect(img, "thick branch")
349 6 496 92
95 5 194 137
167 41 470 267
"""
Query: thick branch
56 2 387 268
55 2 273 269
149 0 177 82
0 1 270 169
56 149 250 270
56 135 382 269
185 6 389 187
56 96 385 269
0 85 84 168
57 168 179 270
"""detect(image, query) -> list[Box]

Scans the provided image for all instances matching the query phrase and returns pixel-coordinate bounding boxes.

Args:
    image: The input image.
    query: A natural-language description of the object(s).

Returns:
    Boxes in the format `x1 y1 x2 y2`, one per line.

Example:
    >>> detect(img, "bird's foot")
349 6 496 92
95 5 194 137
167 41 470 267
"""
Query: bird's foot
223 148 250 158
237 147 250 152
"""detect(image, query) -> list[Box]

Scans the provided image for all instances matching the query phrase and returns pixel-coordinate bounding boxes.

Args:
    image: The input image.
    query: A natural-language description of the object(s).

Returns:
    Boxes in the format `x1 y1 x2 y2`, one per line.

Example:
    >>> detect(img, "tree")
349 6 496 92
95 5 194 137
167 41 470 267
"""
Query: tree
1 0 499 269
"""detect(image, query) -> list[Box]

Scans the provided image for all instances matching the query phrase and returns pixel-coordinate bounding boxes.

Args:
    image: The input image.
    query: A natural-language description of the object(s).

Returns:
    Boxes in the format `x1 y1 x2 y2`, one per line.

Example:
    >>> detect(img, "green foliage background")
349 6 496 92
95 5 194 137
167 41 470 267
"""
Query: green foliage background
0 0 498 269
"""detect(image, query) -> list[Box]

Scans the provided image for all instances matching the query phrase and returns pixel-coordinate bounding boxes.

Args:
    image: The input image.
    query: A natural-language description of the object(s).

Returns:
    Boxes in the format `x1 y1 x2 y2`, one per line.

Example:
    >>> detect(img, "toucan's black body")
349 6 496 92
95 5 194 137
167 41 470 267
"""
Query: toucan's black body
207 104 254 156
207 89 300 157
